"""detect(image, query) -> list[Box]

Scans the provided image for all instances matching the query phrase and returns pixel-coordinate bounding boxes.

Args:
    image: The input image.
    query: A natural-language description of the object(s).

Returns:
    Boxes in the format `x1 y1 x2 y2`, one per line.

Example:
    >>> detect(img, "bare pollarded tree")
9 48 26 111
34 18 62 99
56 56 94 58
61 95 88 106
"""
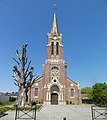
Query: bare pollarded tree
12 43 38 106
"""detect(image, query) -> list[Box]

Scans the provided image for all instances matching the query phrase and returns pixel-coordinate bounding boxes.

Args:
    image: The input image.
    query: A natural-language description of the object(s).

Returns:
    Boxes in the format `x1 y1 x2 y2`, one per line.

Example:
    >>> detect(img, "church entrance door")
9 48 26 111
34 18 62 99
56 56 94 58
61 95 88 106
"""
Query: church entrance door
51 93 58 105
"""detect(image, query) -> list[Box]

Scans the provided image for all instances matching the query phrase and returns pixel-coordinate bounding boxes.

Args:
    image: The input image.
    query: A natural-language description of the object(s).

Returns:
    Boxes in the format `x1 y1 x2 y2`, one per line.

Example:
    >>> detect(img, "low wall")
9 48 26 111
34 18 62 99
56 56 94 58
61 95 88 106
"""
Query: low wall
0 95 9 103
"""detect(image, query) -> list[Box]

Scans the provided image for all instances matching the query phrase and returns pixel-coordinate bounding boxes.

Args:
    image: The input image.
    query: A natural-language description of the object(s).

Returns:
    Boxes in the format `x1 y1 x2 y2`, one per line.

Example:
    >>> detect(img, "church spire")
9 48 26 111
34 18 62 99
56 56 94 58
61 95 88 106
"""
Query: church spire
51 1 59 35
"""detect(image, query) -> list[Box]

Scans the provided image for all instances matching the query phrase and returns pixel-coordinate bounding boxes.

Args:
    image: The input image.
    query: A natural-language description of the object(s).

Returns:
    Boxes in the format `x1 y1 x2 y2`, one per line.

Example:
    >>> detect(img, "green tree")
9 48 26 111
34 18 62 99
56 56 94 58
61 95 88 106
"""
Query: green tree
92 83 107 106
81 86 93 100
81 87 92 94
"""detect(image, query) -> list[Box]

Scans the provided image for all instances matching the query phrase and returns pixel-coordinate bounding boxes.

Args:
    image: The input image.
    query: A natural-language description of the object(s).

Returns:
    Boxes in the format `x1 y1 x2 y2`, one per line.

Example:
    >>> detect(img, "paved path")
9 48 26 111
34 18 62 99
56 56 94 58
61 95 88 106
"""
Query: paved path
0 105 92 120
37 105 92 120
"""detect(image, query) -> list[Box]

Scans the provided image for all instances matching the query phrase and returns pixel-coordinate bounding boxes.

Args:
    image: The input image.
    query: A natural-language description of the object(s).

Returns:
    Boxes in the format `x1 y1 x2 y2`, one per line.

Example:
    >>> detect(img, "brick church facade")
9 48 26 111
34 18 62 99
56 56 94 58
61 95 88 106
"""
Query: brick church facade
30 12 82 105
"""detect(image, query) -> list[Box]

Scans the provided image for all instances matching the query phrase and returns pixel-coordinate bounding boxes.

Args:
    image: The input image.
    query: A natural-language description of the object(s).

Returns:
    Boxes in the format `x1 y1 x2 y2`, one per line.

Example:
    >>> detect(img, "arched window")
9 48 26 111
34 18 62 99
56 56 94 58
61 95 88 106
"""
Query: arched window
56 42 59 55
51 85 59 93
71 89 74 97
51 42 54 55
34 88 38 96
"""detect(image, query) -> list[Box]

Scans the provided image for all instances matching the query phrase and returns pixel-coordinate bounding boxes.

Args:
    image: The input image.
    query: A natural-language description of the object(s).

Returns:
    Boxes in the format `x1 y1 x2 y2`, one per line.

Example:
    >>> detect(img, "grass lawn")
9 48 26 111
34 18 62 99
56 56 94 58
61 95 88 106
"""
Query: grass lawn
0 103 42 118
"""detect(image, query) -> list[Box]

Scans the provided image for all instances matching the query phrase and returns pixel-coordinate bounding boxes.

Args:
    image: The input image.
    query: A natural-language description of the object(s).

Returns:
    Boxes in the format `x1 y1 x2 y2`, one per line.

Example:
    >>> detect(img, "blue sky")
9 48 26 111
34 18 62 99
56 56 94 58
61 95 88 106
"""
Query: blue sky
0 0 107 92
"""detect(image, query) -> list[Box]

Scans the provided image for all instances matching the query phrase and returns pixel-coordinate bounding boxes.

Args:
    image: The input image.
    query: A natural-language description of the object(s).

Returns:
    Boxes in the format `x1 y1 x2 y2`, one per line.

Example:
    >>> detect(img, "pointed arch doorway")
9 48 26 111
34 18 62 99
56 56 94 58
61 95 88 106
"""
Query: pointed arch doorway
51 85 59 105
51 93 58 105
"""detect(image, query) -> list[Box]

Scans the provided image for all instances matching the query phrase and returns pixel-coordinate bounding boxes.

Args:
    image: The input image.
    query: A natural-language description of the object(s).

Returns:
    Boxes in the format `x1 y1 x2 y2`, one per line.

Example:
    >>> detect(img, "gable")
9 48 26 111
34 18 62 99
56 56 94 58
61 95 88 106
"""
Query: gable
67 77 78 86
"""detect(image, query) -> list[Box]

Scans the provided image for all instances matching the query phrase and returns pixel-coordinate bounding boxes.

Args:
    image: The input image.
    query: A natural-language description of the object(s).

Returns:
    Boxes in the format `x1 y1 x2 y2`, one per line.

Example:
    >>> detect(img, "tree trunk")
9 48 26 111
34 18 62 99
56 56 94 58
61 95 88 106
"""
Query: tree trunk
25 91 28 102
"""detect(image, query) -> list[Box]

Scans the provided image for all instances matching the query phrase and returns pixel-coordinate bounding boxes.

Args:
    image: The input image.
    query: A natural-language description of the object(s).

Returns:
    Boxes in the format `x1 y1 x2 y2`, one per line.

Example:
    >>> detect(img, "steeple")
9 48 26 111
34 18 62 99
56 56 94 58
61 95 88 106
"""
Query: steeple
46 1 63 60
51 3 59 35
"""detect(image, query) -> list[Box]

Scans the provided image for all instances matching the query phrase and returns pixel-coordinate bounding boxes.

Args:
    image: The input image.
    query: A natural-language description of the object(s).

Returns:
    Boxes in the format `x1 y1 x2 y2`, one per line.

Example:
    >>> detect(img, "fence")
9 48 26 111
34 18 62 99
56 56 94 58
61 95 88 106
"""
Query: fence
91 106 107 120
15 105 36 120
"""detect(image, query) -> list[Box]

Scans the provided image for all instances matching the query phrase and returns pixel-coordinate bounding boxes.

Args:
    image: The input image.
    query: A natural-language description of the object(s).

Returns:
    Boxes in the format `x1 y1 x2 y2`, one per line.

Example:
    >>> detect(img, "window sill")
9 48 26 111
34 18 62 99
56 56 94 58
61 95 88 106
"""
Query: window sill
70 97 75 98
34 96 38 98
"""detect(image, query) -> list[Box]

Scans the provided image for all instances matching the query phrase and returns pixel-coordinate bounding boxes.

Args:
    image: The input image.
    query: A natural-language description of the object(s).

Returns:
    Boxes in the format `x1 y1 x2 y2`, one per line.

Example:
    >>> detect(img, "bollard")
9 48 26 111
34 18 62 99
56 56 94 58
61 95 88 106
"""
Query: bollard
63 117 66 120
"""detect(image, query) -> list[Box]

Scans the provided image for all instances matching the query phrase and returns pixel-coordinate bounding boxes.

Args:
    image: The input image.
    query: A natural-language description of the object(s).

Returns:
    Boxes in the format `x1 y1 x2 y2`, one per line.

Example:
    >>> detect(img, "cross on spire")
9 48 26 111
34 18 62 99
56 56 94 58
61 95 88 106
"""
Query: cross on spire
53 0 56 14
51 0 59 34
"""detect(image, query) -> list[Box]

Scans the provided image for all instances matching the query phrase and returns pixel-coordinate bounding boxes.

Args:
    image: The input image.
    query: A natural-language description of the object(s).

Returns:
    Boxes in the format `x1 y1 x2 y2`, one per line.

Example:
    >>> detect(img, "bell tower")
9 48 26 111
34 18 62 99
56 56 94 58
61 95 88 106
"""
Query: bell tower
46 8 64 61
42 7 68 105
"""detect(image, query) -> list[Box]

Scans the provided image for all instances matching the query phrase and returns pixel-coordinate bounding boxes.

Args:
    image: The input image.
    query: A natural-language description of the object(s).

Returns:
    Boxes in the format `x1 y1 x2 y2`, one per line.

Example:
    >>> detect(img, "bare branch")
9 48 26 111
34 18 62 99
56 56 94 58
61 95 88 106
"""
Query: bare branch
14 82 20 87
9 63 14 67
13 75 20 83
13 69 22 86
25 57 28 65
18 45 22 50
13 65 21 78
12 57 20 65
13 71 19 81
31 76 39 86
16 50 22 62
25 60 31 77
16 50 20 58
22 44 28 58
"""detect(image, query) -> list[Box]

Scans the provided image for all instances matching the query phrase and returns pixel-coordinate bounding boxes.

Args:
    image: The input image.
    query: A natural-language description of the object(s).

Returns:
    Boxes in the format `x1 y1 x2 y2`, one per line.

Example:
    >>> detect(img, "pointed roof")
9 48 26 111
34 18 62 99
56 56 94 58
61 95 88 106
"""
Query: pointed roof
51 13 59 35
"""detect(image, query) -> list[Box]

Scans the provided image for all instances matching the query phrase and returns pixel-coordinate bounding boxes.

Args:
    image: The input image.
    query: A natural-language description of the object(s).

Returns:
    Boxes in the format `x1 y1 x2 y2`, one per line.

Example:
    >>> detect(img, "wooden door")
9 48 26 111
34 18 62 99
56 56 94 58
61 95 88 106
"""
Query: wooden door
51 93 58 105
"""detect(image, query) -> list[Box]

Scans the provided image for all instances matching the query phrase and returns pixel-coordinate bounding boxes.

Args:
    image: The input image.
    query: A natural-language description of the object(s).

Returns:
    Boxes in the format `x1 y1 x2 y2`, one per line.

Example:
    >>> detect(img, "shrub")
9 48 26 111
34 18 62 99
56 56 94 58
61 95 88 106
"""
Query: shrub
2 101 13 106
0 107 9 117
70 101 72 104
10 107 16 110
9 96 16 102
13 104 42 111
0 109 4 116
0 102 3 105
36 100 39 104
66 100 69 105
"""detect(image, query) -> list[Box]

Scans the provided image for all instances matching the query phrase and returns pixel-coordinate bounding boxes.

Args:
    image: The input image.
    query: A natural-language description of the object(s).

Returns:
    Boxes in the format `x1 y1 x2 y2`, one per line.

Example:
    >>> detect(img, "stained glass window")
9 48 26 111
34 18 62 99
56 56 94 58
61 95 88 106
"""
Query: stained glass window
34 88 38 96
71 89 74 97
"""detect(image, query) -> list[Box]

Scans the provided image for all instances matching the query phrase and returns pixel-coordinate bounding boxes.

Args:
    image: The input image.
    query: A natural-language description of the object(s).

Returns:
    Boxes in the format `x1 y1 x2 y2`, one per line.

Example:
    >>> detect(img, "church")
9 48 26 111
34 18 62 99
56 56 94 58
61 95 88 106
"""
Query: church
30 10 82 105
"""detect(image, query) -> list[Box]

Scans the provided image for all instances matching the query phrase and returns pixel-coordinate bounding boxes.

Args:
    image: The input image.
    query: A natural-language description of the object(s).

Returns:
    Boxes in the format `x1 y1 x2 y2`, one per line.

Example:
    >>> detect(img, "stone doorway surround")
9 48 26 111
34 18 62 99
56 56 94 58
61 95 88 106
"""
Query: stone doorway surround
50 85 59 105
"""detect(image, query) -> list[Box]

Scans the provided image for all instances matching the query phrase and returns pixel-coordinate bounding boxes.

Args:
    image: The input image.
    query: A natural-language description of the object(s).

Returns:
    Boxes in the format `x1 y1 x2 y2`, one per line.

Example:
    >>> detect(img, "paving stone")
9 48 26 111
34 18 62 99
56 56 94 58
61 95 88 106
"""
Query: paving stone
0 105 92 120
37 105 92 120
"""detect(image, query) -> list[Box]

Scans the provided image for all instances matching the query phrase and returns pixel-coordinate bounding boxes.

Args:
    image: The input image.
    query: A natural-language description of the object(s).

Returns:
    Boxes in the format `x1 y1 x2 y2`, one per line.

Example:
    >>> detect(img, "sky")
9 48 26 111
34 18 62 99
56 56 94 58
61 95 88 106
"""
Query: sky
0 0 107 92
